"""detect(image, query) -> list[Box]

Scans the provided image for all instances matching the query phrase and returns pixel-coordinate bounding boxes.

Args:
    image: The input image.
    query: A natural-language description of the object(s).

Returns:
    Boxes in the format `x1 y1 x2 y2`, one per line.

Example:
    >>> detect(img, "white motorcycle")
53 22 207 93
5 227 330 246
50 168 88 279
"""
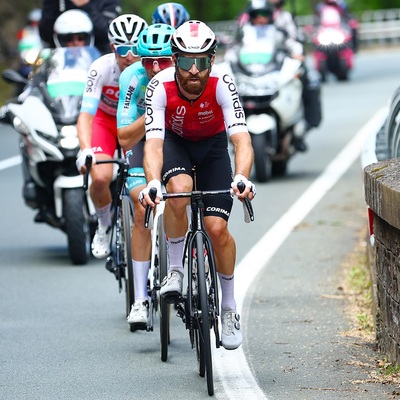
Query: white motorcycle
224 27 312 182
2 46 101 264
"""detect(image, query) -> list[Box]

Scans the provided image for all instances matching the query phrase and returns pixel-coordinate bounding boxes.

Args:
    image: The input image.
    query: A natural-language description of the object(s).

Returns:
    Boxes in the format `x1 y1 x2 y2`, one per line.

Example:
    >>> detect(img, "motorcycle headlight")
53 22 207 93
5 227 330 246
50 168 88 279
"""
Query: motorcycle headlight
12 116 30 135
60 125 80 149
23 49 40 65
318 30 345 46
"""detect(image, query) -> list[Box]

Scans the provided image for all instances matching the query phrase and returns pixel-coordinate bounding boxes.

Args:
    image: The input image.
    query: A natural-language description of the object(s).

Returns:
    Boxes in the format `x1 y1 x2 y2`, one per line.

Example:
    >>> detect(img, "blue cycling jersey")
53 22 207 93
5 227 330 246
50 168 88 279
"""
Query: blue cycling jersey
116 61 149 129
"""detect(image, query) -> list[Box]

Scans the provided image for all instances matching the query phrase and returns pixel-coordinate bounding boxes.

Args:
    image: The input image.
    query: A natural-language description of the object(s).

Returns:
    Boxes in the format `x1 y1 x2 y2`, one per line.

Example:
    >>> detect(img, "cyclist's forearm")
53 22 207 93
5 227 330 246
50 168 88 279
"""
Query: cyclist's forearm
77 112 94 150
143 138 164 181
118 115 145 151
231 132 254 178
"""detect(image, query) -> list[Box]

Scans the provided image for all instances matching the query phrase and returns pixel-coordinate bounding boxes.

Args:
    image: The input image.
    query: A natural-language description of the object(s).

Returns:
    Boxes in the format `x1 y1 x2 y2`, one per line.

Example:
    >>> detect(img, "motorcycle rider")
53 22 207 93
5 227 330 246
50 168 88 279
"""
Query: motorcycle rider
116 23 175 328
75 14 148 259
39 0 121 54
238 3 310 151
152 2 190 28
315 0 358 52
269 0 322 135
268 0 300 41
52 9 95 48
19 9 97 208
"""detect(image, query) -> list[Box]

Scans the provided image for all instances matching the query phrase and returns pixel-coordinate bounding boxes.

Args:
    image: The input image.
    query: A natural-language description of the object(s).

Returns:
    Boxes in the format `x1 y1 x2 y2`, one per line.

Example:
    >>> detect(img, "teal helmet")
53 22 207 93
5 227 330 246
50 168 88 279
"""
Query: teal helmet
137 23 175 57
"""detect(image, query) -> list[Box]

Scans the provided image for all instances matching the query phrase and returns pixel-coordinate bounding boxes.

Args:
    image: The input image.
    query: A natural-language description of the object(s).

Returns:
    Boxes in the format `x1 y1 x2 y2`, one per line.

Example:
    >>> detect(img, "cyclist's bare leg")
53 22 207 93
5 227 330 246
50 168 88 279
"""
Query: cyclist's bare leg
164 174 191 239
89 153 113 208
130 184 152 307
205 216 238 311
130 184 151 261
205 216 236 276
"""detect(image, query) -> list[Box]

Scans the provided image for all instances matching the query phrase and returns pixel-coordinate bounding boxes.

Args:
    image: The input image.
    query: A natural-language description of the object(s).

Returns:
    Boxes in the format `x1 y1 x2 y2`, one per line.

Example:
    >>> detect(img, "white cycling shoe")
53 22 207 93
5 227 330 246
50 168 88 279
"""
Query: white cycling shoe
221 309 243 350
91 226 111 259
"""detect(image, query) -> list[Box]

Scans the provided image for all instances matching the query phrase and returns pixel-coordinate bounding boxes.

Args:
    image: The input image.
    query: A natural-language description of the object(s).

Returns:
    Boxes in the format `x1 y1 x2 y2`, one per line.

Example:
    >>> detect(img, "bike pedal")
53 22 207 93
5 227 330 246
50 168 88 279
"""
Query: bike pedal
161 293 180 304
129 322 147 332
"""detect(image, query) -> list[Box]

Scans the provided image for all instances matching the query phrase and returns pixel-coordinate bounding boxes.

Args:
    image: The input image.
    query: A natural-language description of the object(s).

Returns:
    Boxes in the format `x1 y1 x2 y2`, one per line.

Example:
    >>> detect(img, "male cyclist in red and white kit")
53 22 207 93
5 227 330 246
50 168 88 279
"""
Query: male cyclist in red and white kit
139 20 255 350
76 14 147 259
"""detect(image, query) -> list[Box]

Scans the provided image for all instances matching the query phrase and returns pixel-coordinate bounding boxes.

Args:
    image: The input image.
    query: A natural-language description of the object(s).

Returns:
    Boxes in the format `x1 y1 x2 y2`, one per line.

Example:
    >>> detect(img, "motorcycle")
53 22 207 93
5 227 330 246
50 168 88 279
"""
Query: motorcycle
2 46 101 265
310 5 355 81
223 27 317 182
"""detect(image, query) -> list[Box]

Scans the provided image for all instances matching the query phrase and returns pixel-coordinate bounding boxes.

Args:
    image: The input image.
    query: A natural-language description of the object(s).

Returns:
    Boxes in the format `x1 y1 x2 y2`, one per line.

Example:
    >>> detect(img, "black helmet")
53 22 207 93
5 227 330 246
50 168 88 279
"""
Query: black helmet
248 3 274 21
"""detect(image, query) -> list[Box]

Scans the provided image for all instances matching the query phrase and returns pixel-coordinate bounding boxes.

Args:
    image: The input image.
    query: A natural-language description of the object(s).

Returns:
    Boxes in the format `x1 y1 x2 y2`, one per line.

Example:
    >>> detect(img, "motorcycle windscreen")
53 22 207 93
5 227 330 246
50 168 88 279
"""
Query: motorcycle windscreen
45 47 100 122
239 25 277 75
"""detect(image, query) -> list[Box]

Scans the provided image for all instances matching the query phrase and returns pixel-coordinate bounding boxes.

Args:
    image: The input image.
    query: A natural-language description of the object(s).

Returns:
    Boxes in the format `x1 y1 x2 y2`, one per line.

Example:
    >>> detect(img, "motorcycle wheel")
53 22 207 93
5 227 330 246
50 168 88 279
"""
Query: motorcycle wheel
319 60 328 83
252 134 272 183
272 160 288 177
337 59 348 81
63 188 91 265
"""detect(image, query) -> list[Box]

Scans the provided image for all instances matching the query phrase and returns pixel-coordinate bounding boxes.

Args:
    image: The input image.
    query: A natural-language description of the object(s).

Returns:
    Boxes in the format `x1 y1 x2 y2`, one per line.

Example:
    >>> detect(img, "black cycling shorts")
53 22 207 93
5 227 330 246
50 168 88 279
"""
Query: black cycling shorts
162 130 233 221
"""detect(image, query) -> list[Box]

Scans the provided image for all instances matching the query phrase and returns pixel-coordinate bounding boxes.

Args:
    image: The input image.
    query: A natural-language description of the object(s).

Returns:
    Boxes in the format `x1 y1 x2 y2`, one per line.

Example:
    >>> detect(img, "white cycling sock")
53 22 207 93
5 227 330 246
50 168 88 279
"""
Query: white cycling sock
218 272 237 311
167 236 185 275
96 203 112 228
133 260 150 301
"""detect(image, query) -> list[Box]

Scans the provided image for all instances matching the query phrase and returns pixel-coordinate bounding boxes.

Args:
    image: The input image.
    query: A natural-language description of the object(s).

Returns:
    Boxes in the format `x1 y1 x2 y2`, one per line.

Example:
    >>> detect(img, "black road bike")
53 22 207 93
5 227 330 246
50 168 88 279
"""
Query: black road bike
145 180 254 396
84 156 143 332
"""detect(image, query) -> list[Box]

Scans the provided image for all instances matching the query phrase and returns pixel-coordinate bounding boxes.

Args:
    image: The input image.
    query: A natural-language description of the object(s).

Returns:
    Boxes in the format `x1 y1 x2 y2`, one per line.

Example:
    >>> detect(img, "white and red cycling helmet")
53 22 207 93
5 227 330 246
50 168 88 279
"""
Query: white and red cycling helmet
170 20 217 55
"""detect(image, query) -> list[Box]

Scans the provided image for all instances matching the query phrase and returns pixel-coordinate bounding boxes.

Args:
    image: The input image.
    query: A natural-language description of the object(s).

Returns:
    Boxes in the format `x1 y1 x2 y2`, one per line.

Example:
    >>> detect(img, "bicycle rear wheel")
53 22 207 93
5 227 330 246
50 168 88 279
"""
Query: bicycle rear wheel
158 216 170 361
122 196 135 331
195 233 214 396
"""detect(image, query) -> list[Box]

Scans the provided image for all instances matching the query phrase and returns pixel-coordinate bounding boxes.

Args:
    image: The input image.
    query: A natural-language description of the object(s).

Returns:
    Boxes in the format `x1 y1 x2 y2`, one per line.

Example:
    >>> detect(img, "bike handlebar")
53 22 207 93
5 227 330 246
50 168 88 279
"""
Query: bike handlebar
82 156 145 191
144 183 254 228
83 155 93 190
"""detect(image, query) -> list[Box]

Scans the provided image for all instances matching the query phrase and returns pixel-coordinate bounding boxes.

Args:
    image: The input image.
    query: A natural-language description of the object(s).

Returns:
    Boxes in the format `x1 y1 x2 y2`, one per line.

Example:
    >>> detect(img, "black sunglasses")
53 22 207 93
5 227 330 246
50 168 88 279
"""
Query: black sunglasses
176 56 212 71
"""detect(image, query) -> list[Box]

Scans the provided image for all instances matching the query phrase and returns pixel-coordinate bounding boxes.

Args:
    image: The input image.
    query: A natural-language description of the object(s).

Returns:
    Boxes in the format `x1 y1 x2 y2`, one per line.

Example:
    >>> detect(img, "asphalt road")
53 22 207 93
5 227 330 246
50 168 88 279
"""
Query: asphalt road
1 48 400 399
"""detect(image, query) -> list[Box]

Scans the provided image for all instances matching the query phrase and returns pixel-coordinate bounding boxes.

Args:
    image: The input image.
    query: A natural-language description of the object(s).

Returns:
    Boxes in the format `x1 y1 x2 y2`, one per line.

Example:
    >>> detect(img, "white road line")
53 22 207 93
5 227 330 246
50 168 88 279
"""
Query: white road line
214 109 386 399
0 155 22 171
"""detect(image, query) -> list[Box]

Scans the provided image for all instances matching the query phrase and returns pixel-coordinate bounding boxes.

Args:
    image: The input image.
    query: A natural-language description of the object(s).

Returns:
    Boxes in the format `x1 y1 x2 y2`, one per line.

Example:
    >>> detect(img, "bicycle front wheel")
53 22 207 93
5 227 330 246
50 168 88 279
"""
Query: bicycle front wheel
195 233 214 396
158 216 170 361
122 196 135 331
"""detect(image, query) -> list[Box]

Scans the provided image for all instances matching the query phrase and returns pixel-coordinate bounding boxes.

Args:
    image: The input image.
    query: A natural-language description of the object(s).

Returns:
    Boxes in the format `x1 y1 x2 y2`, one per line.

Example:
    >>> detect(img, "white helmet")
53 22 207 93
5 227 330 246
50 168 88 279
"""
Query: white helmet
170 20 217 55
108 14 148 46
53 10 94 47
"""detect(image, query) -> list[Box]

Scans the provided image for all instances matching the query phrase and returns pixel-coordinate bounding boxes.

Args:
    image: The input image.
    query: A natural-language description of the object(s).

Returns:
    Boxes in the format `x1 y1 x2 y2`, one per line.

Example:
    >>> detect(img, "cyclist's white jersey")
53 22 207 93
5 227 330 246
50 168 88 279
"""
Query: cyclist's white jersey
80 53 121 116
145 64 248 142
116 61 148 129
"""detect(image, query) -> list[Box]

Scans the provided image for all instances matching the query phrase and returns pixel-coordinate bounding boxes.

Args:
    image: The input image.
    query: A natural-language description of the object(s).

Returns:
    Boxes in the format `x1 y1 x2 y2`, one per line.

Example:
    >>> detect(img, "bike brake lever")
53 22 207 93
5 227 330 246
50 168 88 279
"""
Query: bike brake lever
144 187 157 229
83 155 93 191
237 181 254 223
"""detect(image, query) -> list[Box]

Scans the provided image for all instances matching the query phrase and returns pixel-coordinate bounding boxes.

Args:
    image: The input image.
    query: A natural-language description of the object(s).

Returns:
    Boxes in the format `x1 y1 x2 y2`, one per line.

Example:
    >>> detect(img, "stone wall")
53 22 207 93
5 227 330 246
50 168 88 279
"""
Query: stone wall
364 158 400 364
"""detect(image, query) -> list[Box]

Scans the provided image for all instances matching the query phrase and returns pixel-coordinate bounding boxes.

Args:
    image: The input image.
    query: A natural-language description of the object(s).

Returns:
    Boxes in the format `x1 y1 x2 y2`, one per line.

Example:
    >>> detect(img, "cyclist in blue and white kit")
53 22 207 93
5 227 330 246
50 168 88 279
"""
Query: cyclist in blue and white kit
117 24 175 328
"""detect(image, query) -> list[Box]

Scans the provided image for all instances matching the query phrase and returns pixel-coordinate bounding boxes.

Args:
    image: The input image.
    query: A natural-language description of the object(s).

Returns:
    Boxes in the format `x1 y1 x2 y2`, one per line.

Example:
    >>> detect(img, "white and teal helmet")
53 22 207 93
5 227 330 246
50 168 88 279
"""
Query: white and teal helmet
137 24 175 57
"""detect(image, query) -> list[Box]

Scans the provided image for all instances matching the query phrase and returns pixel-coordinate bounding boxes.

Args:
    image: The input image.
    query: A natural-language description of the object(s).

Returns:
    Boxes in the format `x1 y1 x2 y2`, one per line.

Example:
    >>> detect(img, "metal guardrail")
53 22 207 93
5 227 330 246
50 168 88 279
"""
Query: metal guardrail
209 8 400 47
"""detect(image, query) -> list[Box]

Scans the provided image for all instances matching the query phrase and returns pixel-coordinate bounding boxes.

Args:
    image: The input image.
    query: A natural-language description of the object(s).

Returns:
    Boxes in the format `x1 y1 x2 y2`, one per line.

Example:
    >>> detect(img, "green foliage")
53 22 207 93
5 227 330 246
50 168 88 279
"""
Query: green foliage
121 0 400 22
378 358 400 376
122 0 251 22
